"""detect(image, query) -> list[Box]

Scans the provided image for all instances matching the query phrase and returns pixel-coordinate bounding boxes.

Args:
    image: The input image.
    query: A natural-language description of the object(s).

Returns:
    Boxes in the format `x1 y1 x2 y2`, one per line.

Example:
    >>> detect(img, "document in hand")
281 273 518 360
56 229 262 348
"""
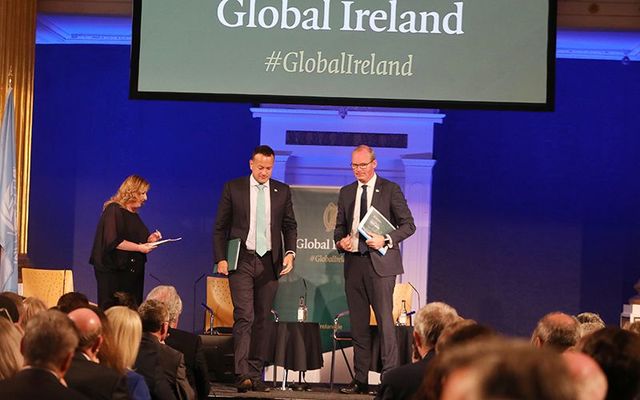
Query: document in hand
151 237 182 246
358 206 395 255
214 238 241 273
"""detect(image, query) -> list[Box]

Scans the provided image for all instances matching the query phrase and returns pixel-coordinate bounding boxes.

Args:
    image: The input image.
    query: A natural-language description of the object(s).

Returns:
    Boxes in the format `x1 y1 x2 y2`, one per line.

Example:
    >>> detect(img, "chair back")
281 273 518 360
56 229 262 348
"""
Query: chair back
21 267 74 308
205 276 234 332
369 282 414 325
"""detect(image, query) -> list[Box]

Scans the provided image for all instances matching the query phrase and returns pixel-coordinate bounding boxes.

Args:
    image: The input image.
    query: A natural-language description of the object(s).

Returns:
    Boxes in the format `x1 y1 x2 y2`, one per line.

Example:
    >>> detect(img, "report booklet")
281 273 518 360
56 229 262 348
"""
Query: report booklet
358 206 395 255
214 238 241 273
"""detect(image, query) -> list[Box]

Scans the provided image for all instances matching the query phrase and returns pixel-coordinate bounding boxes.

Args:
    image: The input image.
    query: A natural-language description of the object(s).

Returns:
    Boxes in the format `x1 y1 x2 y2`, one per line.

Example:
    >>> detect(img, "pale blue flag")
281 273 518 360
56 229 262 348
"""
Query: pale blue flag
0 88 18 292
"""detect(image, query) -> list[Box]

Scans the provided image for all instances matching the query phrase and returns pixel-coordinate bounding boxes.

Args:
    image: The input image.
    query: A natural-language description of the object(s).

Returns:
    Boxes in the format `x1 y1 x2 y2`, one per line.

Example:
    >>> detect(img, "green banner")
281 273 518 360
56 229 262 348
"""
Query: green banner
273 186 349 351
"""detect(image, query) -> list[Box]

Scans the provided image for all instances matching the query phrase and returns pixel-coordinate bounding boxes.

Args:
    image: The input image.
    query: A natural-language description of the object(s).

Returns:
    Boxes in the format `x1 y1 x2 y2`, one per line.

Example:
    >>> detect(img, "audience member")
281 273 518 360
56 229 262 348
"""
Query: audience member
531 311 580 352
436 320 497 354
578 326 640 400
104 291 139 311
376 302 458 400
624 320 640 335
135 299 194 400
0 292 24 325
106 306 151 400
146 285 210 400
576 311 606 337
0 317 23 380
562 350 607 400
0 309 88 399
20 296 47 331
57 292 90 313
0 293 20 324
65 308 130 400
425 338 576 400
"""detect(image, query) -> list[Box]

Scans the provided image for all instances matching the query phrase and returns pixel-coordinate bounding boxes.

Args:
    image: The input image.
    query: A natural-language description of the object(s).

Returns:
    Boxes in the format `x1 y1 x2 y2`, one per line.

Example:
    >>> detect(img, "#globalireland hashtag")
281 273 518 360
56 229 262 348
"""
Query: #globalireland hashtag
264 51 282 72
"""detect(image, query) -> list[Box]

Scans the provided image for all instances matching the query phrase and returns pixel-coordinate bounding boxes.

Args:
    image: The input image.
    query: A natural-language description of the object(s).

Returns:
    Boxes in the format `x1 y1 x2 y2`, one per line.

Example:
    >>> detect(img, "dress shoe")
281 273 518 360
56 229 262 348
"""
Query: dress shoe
235 377 252 393
251 378 271 392
340 380 368 394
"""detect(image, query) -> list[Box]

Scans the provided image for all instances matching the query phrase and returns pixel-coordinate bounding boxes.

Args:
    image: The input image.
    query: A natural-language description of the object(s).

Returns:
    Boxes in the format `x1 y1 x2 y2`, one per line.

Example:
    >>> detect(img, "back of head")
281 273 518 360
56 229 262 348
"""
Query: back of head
0 317 23 379
103 291 139 311
576 312 605 325
414 301 459 348
531 311 580 352
138 299 168 333
68 307 103 351
0 294 20 323
22 309 78 370
436 339 576 400
20 297 48 331
625 320 640 335
436 320 497 354
578 326 640 400
562 351 607 400
105 306 143 373
146 285 183 326
0 292 24 322
56 292 90 313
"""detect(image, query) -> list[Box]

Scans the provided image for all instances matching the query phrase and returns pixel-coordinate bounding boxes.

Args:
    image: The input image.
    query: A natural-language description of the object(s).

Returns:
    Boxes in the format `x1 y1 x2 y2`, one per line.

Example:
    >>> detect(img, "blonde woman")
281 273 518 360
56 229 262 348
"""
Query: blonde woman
105 306 150 400
0 317 23 380
90 175 162 307
20 297 47 332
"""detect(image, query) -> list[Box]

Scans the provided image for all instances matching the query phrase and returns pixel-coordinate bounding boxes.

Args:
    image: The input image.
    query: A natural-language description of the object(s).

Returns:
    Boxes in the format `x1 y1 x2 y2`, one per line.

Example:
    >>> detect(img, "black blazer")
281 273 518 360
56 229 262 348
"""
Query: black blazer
0 368 90 400
65 351 130 400
334 176 416 276
165 328 210 400
376 351 435 400
135 333 193 400
214 176 297 273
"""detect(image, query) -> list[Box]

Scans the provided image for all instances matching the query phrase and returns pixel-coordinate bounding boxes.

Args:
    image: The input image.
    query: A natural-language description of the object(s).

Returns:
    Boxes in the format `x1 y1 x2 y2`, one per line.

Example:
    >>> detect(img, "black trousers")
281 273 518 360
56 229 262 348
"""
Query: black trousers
228 250 278 379
94 266 145 308
344 253 398 383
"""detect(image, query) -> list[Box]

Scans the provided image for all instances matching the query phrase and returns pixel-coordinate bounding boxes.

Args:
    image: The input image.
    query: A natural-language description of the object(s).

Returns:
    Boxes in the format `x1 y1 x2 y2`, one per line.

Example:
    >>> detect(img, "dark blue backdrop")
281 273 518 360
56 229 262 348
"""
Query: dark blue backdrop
30 45 640 335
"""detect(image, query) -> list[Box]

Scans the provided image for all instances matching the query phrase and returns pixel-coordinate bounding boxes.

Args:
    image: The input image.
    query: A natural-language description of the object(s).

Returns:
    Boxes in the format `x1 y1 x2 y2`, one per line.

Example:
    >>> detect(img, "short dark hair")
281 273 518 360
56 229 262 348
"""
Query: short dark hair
57 292 90 313
138 299 168 333
579 327 640 400
252 145 275 159
0 295 19 323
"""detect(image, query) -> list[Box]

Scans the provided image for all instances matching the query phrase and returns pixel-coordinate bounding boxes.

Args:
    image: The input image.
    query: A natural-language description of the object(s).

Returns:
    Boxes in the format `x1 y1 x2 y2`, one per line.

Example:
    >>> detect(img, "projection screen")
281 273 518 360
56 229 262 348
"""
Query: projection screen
130 0 556 110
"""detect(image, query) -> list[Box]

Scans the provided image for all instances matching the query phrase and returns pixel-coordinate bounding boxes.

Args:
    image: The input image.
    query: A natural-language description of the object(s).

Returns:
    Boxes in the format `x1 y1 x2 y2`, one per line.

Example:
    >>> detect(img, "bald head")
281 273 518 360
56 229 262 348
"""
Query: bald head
68 308 102 354
562 351 607 400
532 312 580 352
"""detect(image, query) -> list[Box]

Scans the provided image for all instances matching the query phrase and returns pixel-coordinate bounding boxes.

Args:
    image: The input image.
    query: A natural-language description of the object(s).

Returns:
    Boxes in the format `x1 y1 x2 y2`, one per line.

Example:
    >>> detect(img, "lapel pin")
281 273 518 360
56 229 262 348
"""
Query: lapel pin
375 189 380 193
274 188 278 192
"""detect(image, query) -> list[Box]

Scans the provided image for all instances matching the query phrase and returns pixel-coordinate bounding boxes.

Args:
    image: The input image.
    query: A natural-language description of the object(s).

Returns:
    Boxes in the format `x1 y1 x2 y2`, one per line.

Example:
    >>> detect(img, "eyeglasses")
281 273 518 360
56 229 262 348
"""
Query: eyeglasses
0 308 12 323
350 161 374 170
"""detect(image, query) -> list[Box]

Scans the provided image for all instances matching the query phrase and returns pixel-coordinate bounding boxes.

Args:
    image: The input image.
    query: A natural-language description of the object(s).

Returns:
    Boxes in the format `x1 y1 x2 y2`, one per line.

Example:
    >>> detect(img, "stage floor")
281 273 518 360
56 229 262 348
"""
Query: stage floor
209 383 375 399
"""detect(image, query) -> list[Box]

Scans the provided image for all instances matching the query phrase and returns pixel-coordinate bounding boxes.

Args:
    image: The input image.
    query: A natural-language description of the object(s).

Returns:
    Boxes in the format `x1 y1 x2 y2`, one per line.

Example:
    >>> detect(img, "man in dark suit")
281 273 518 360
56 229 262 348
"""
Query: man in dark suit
147 285 211 400
377 302 459 400
134 299 194 400
0 309 89 400
214 145 297 392
66 307 130 400
334 145 416 394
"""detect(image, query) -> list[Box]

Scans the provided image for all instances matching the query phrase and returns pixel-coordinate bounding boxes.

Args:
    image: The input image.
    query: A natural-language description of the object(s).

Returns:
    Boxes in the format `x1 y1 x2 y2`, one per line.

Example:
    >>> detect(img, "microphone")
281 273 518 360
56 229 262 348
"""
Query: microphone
407 282 421 310
302 278 308 303
148 273 164 284
201 303 215 335
192 273 206 332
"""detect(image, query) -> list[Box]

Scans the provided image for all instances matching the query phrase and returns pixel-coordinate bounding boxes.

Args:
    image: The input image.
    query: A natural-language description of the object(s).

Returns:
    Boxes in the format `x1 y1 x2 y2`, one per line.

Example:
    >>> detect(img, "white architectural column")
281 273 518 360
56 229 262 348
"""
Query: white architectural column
399 158 436 305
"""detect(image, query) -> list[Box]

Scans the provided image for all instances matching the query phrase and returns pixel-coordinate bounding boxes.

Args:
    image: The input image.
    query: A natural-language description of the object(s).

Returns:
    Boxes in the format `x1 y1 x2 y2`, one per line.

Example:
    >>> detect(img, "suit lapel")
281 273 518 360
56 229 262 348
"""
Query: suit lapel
241 176 251 225
371 176 384 210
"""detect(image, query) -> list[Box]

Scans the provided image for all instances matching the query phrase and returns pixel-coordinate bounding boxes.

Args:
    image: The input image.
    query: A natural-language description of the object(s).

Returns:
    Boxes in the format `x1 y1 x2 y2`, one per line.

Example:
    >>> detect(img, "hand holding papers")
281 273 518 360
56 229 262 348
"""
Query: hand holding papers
358 206 395 255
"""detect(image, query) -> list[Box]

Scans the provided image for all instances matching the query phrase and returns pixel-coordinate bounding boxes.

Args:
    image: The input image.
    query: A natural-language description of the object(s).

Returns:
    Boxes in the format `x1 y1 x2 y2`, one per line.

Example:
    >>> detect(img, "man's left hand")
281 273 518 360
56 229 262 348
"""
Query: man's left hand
366 232 386 250
281 254 295 275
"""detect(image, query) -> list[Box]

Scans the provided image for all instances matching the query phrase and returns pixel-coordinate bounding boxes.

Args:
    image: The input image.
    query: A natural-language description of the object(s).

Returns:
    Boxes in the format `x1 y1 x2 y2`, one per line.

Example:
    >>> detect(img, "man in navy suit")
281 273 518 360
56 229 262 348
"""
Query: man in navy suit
214 145 297 392
334 145 416 394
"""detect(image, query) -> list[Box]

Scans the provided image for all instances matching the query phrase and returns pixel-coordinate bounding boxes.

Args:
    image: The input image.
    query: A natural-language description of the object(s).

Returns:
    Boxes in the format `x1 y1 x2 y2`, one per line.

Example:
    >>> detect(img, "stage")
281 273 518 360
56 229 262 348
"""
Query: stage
209 383 375 399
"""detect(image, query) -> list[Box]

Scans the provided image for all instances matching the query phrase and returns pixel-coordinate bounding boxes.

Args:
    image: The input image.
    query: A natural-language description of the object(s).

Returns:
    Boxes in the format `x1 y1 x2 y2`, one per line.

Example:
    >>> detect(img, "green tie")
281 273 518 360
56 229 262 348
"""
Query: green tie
256 184 268 256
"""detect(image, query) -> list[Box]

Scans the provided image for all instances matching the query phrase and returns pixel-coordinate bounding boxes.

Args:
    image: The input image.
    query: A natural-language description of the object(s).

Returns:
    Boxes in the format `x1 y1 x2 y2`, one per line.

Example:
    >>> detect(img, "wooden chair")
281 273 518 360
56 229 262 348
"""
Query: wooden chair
21 267 73 308
204 276 234 334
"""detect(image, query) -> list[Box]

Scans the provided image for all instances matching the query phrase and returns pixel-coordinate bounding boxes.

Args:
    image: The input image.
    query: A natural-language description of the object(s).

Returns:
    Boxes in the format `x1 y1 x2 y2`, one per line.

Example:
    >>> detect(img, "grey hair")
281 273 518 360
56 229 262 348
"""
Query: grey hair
22 309 78 369
146 285 183 324
414 301 459 347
